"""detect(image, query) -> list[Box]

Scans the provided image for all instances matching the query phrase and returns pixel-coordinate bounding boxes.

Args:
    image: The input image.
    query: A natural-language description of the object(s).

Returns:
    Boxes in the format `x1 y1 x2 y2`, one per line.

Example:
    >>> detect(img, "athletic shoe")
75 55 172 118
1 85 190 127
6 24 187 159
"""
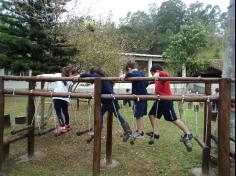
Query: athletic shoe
180 133 193 142
146 132 160 139
131 131 144 139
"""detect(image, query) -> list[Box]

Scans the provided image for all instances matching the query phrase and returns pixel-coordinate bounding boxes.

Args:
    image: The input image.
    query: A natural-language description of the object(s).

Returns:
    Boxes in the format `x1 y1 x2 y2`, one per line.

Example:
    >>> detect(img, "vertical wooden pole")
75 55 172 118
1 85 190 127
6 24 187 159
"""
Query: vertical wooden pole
93 78 102 176
106 109 113 165
0 77 5 174
40 81 45 127
27 81 35 157
202 83 212 174
218 79 231 176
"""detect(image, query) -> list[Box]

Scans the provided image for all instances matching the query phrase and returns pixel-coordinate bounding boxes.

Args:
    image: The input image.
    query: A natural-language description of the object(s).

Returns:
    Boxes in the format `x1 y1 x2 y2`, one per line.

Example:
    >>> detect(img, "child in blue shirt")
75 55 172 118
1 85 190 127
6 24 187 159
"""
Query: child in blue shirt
79 67 132 142
125 61 148 139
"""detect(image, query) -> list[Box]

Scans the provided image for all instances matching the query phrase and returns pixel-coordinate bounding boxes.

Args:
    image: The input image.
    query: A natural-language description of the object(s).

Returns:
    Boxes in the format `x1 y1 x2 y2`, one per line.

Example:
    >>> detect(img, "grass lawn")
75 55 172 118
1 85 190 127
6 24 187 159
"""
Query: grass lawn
3 97 209 176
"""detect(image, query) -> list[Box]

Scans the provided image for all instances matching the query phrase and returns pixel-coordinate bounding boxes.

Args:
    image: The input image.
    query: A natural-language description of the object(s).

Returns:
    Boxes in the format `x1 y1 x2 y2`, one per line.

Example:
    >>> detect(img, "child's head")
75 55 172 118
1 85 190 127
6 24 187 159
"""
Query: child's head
62 64 77 77
150 64 163 75
89 67 106 77
125 60 138 72
215 88 219 92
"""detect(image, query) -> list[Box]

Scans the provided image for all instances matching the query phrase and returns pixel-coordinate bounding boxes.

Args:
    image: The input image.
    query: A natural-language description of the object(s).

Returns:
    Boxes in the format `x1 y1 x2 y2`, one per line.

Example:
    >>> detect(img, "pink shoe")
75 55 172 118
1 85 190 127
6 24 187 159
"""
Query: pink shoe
53 126 67 136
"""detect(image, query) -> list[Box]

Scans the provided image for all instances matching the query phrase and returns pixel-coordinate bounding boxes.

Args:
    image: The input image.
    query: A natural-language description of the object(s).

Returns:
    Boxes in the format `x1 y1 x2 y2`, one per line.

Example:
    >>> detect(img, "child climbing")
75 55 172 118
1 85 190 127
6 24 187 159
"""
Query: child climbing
148 64 193 144
124 60 148 141
37 64 78 136
78 67 132 142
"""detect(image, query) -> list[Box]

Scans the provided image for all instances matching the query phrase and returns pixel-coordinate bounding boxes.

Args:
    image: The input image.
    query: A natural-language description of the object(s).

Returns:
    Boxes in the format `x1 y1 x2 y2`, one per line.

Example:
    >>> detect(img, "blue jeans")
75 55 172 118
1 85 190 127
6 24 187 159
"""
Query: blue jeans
101 100 126 127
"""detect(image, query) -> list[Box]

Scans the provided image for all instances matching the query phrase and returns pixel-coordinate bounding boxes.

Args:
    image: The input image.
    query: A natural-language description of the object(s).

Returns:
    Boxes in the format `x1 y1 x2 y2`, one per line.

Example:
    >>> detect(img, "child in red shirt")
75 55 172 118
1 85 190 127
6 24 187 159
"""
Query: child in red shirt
147 65 192 142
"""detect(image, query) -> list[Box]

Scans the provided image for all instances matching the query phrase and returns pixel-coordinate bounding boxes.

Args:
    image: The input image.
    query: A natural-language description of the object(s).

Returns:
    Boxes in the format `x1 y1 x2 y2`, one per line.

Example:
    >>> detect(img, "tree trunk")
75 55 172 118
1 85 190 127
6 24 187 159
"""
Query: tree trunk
211 0 235 172
222 0 235 158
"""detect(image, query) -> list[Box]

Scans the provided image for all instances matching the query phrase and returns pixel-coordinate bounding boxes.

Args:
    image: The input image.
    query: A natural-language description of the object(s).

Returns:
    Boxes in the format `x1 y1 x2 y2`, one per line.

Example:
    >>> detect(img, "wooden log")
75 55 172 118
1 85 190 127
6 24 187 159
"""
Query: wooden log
202 83 212 174
37 127 55 136
0 77 5 173
11 125 33 135
2 75 222 83
93 79 102 176
3 132 28 146
76 128 93 136
27 81 35 158
218 79 231 176
194 136 208 149
106 110 113 165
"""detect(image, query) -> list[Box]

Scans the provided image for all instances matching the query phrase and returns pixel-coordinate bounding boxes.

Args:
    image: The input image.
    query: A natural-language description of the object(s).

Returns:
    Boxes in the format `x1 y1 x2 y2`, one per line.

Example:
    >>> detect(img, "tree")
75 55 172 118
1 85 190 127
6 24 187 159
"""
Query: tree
0 0 75 75
66 17 124 76
222 0 235 161
119 11 154 54
164 25 209 76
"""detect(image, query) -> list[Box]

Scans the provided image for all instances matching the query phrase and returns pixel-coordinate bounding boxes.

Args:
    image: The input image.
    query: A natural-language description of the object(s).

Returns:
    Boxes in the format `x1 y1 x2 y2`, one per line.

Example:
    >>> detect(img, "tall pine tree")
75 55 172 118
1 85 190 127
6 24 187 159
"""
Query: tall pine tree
0 0 76 75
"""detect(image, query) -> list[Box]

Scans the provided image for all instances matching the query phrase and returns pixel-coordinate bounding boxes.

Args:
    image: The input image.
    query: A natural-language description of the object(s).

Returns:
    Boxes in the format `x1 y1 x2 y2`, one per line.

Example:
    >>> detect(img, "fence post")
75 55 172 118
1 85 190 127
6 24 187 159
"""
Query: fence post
93 78 102 176
0 77 4 174
106 109 113 165
218 78 231 176
27 81 36 157
40 81 45 127
202 83 212 174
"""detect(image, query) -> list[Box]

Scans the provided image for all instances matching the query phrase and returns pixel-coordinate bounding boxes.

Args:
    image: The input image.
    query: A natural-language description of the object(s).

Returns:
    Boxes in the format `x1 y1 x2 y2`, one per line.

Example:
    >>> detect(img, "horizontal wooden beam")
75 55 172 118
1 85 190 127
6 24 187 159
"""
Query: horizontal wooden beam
2 76 223 83
101 94 218 102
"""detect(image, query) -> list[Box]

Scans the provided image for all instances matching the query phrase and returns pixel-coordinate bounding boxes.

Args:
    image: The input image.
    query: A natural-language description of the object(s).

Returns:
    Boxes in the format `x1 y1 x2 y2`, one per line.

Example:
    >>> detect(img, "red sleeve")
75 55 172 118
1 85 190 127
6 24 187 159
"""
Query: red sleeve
159 71 169 77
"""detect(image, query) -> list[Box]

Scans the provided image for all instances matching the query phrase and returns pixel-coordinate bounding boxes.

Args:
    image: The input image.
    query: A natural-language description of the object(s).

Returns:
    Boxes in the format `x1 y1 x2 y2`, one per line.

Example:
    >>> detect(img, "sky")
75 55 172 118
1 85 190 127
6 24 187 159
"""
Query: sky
65 0 229 23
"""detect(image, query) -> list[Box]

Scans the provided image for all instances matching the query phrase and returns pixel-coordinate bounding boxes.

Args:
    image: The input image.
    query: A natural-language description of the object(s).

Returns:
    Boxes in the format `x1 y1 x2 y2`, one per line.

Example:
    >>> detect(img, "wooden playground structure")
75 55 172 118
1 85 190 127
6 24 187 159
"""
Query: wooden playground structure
0 76 234 176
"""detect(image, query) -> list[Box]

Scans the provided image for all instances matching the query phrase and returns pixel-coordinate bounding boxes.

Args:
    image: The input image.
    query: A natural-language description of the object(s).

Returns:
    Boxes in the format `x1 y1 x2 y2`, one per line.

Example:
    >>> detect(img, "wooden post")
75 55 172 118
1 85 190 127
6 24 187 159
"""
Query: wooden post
202 83 212 174
93 79 102 176
106 109 113 165
27 81 36 157
0 77 5 173
40 81 45 128
218 79 231 176
77 98 80 110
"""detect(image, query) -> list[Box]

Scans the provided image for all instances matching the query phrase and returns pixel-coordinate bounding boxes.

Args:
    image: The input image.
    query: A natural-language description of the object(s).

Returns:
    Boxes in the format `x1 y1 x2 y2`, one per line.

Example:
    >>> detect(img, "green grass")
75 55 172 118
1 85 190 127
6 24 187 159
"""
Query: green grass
3 97 209 176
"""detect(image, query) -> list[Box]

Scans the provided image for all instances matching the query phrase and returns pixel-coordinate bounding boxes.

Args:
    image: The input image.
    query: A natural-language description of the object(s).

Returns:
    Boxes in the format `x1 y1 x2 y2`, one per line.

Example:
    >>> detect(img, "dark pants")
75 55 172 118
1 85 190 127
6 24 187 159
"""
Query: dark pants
101 100 126 128
53 99 69 127
123 99 131 107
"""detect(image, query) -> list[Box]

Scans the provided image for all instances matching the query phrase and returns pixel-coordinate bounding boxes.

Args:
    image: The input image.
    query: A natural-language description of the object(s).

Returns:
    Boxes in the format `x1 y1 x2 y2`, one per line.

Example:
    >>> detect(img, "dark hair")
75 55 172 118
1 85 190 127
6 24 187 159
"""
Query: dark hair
62 65 77 77
89 67 106 77
61 64 77 85
215 88 219 92
125 60 138 71
150 64 163 73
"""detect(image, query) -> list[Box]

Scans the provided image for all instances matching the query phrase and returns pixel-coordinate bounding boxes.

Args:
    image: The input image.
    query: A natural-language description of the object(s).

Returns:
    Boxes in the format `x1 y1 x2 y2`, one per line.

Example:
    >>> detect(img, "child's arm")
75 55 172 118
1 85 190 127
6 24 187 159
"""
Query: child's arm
125 72 134 78
154 71 169 85
79 73 100 78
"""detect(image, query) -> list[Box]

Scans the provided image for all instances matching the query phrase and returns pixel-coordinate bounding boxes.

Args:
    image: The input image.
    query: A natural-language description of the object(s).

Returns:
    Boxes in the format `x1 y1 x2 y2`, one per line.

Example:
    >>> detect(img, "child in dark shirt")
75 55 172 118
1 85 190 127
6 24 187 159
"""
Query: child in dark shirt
79 67 132 142
124 61 148 139
148 64 192 142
